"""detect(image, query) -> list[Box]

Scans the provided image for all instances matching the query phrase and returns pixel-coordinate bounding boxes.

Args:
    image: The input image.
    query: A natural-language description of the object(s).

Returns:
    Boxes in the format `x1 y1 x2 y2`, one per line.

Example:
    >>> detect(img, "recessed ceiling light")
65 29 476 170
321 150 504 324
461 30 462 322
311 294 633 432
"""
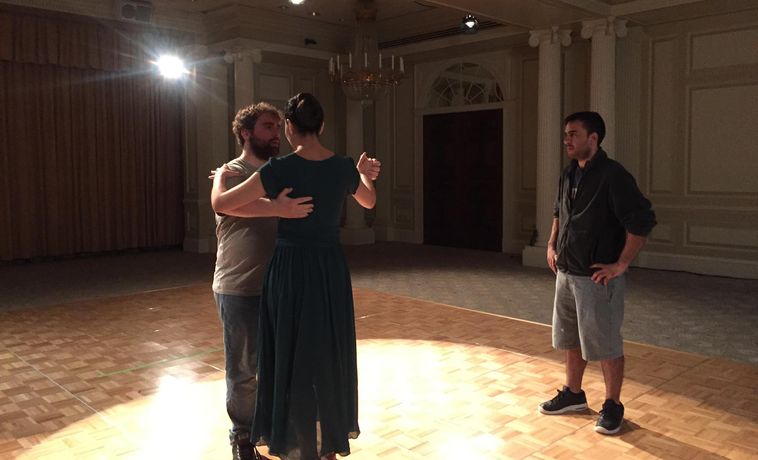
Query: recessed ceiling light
460 14 479 34
289 0 305 5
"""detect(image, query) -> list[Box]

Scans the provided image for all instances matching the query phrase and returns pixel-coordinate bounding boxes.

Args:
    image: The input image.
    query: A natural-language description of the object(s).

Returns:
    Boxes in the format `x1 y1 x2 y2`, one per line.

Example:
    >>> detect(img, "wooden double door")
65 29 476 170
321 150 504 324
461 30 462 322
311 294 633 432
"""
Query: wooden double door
423 109 503 252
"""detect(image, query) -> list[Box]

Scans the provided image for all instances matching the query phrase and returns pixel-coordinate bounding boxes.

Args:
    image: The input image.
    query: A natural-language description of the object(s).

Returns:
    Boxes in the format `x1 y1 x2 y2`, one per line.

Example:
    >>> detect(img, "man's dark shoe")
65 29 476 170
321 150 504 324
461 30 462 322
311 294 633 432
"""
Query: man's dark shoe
538 387 588 414
595 399 624 435
231 433 262 460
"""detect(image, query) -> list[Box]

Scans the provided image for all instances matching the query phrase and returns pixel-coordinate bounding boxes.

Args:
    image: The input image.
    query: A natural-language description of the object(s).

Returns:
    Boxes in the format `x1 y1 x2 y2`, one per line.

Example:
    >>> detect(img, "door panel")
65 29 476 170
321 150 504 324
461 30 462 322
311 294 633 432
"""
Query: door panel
423 109 503 251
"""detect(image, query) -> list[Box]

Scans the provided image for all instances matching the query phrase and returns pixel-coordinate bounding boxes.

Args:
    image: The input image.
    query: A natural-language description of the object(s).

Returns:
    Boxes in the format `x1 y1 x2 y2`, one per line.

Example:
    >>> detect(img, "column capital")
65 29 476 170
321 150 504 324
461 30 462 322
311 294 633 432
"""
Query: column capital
581 17 628 40
529 26 572 48
222 47 262 64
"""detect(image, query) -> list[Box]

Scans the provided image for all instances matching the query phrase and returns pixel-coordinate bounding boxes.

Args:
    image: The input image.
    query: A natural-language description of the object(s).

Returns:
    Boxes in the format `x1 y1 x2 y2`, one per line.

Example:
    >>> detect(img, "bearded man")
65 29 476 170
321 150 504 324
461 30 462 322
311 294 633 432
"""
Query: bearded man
212 102 313 460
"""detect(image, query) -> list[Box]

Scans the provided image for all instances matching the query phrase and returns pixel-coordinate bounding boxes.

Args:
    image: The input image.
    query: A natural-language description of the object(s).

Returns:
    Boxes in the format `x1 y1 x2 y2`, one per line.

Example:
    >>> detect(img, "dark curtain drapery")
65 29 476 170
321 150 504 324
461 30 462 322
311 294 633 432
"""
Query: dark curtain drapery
0 6 191 261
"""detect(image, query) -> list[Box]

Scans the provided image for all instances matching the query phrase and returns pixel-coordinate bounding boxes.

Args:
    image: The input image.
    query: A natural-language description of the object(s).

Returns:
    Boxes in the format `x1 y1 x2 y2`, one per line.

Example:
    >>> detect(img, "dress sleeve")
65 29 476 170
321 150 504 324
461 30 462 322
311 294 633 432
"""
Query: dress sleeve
258 159 281 199
345 156 360 195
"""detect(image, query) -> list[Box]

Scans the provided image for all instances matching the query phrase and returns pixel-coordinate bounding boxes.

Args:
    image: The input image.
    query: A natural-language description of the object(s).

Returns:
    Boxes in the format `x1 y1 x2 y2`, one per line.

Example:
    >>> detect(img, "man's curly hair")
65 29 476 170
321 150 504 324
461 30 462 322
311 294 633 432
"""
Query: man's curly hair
232 102 283 147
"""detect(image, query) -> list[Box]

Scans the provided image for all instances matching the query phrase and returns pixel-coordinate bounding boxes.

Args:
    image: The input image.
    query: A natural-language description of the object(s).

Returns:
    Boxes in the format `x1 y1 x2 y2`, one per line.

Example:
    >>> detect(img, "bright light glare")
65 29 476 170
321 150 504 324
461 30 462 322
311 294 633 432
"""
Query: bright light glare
465 20 476 28
290 0 306 4
156 55 187 79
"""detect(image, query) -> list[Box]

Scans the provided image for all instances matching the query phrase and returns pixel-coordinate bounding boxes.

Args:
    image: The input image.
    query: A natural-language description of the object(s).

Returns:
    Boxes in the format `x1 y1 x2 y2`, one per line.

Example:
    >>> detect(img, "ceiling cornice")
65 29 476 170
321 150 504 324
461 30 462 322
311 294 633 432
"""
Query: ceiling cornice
610 0 709 16
385 25 527 57
208 37 335 60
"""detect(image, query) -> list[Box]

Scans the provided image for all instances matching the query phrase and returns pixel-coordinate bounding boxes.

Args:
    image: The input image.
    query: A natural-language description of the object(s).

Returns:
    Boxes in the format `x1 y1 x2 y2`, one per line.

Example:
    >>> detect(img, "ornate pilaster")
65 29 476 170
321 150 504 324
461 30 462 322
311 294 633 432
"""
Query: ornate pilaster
581 17 627 156
522 27 572 268
340 99 375 245
224 47 263 111
182 46 230 253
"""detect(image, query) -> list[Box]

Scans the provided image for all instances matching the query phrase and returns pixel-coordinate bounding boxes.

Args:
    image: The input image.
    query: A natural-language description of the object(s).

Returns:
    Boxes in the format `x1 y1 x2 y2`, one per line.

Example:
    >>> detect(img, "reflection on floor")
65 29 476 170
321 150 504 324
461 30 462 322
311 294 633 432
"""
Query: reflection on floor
1 285 756 459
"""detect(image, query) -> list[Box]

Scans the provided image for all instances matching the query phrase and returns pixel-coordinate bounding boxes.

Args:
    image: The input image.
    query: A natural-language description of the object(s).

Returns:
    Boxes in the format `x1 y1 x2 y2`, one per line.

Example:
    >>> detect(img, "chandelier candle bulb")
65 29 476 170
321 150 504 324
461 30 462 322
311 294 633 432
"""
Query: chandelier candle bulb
328 3 406 102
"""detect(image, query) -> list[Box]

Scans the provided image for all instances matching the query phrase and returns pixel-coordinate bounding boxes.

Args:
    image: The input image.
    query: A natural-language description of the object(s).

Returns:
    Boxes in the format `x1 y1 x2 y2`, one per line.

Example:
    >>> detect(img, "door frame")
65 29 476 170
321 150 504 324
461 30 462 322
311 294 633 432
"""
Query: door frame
413 55 516 251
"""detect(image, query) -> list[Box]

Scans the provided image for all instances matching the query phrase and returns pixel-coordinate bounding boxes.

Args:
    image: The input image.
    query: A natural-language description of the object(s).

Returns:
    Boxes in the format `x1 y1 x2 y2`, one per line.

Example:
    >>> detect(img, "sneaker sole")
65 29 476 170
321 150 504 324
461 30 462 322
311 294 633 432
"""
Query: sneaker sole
594 422 623 435
538 403 588 415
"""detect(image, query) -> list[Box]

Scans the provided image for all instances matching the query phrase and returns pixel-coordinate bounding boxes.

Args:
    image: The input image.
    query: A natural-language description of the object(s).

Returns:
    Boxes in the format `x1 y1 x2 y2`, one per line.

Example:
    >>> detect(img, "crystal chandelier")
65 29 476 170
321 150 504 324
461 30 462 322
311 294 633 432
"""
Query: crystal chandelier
328 0 404 104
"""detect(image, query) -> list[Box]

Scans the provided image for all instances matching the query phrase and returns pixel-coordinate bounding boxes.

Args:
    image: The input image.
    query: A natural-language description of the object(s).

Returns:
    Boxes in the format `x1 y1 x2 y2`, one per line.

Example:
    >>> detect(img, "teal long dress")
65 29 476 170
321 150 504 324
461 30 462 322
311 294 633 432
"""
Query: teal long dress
251 152 361 460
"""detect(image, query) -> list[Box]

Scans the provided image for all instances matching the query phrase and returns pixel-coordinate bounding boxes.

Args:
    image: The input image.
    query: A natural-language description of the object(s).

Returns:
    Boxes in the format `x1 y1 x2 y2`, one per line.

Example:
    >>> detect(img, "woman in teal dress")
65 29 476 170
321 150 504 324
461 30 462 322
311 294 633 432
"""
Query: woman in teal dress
211 93 380 460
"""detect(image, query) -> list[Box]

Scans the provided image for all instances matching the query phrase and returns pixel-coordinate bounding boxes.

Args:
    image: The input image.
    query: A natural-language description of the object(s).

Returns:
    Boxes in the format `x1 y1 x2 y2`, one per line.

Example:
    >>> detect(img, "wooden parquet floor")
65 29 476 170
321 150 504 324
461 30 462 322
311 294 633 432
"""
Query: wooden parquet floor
1 285 756 459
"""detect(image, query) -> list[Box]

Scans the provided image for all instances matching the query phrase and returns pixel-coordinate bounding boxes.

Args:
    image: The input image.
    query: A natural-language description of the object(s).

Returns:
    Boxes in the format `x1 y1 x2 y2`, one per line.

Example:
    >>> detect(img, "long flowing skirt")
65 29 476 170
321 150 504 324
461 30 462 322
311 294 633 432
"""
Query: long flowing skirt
251 242 359 460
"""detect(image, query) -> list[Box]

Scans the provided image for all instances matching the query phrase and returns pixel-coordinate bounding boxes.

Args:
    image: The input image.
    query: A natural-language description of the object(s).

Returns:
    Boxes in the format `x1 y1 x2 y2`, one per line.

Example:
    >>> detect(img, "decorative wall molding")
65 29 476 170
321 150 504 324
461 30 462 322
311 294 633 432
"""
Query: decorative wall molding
648 37 679 194
638 14 758 277
686 224 758 250
690 26 758 70
391 202 415 229
649 223 674 244
686 83 758 195
519 57 538 193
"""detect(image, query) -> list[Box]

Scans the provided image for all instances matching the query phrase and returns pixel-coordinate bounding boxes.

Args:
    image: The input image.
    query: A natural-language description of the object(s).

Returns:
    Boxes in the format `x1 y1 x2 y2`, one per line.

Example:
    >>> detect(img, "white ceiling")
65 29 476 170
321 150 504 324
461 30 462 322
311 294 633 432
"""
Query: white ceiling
3 0 758 49
157 0 753 28
158 0 439 26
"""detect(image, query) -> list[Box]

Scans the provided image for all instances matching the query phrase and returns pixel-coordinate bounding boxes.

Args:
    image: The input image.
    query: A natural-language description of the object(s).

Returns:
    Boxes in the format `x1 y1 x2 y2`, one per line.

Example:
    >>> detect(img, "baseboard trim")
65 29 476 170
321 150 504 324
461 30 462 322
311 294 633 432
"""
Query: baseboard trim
183 237 211 254
340 227 375 245
521 245 547 268
635 252 758 279
374 226 418 243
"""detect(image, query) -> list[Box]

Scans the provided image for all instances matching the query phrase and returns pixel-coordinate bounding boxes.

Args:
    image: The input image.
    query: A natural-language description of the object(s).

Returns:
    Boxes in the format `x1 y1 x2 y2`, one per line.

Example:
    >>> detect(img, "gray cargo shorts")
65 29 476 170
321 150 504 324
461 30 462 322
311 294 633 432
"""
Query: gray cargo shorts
552 270 625 361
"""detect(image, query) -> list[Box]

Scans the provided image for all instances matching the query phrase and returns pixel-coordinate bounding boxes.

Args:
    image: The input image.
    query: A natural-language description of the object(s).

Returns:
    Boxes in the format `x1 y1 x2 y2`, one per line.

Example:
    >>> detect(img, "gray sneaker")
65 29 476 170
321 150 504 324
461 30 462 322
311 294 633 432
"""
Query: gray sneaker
538 387 588 414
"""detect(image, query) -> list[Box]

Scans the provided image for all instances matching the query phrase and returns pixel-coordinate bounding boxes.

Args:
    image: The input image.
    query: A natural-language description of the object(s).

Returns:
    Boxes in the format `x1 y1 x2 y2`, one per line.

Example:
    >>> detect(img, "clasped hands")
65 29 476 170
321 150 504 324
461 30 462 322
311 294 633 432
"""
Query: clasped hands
208 165 312 219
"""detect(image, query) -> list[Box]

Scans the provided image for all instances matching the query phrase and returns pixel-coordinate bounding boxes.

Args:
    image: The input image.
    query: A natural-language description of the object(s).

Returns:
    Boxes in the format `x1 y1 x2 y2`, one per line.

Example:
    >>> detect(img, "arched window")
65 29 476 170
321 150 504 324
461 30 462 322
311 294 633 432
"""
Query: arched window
429 63 504 108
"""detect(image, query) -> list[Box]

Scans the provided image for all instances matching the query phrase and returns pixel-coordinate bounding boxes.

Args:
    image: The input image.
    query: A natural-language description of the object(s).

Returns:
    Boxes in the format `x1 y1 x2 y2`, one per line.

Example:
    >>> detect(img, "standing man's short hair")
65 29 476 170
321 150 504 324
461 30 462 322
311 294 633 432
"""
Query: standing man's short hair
232 102 283 147
564 111 606 146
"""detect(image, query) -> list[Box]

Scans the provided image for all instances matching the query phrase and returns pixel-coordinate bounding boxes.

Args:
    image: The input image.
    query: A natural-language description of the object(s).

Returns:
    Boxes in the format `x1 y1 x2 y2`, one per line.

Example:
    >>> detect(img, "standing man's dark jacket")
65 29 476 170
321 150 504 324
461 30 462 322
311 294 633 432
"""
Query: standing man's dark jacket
553 149 656 276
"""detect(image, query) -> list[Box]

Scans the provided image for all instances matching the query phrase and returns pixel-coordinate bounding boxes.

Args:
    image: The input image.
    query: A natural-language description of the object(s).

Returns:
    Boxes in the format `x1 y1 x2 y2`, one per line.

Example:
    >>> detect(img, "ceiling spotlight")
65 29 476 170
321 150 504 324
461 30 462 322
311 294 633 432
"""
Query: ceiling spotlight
289 0 305 5
155 55 188 79
461 14 479 34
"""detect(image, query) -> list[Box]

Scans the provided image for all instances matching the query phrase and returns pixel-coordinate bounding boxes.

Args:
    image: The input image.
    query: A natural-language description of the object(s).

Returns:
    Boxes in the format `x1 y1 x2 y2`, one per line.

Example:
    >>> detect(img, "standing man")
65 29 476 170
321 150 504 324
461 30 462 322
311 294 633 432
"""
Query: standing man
538 111 656 435
213 102 313 460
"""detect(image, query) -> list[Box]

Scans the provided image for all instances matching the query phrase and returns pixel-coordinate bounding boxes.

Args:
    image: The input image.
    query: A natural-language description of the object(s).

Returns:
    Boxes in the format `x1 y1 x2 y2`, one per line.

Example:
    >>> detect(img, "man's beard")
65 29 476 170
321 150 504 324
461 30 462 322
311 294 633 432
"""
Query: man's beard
251 137 280 160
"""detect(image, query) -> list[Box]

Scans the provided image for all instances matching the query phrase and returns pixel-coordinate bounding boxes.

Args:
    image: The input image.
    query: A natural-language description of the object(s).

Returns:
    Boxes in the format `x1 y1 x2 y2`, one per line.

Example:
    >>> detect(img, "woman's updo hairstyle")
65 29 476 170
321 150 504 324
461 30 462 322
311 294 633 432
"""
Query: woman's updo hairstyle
284 92 324 136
